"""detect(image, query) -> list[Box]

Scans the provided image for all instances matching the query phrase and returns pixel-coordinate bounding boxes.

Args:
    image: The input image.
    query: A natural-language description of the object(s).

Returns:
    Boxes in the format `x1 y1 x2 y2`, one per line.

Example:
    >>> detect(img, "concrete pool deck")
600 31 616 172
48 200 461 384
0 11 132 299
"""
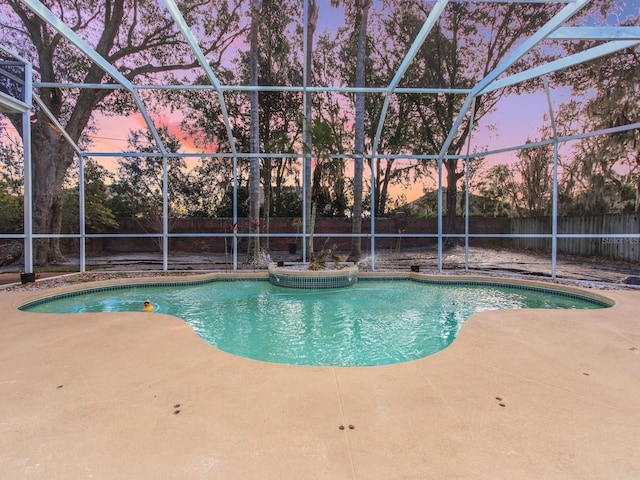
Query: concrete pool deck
1 276 639 479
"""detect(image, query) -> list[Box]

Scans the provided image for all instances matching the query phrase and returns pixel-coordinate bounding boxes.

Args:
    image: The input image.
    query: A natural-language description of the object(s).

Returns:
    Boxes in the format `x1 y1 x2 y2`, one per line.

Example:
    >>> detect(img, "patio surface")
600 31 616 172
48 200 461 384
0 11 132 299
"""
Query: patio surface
1 275 639 479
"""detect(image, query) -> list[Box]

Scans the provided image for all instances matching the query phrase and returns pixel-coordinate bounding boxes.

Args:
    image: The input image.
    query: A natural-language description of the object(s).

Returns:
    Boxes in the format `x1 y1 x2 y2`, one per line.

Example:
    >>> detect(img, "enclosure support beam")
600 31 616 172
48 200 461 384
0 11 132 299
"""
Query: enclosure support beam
370 155 375 270
464 99 477 272
163 156 169 271
162 0 241 270
302 0 310 264
437 159 443 272
370 0 448 160
478 122 640 159
548 26 640 40
20 0 167 157
34 82 474 95
21 0 171 271
483 40 640 95
22 63 33 276
543 76 559 280
78 155 86 273
434 0 590 274
437 0 591 162
32 96 82 154
368 0 448 271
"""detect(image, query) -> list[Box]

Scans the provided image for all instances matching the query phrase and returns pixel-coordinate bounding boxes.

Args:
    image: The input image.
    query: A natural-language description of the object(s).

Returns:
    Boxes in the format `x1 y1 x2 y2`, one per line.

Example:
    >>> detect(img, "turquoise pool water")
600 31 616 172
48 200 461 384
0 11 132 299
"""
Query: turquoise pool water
21 280 607 366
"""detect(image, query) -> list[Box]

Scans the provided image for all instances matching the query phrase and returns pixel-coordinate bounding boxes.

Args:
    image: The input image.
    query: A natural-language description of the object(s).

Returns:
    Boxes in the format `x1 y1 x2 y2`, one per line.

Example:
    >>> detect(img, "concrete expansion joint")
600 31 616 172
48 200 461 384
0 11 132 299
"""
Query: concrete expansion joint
332 367 358 478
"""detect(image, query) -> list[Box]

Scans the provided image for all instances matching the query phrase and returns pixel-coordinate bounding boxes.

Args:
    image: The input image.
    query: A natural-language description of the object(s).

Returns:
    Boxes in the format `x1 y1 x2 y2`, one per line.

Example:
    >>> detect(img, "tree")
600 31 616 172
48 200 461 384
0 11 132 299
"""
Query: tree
477 164 519 217
108 127 188 240
0 129 23 233
0 181 22 235
181 156 240 218
252 0 299 247
181 0 301 258
1 122 116 238
305 32 351 228
556 34 640 213
1 0 244 264
331 0 371 261
311 117 349 216
363 7 444 216
384 1 582 242
303 0 319 255
0 120 23 198
515 142 553 217
306 117 349 257
311 32 352 217
62 159 118 234
247 0 263 262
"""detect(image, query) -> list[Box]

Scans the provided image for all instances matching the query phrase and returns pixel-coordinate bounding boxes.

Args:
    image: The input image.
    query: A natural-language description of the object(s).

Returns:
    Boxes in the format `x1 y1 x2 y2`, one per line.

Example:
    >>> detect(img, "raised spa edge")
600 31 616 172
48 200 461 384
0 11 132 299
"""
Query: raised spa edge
268 263 359 289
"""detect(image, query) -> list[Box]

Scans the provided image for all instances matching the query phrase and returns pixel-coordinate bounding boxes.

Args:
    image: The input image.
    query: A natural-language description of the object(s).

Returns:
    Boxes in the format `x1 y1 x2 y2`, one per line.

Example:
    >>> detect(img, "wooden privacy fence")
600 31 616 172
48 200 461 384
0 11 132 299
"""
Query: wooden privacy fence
510 213 639 262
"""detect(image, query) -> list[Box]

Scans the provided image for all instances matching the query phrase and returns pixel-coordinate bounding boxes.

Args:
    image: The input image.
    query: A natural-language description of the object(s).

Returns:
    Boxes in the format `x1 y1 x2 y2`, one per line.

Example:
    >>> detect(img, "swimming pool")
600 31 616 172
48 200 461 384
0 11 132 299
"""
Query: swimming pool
21 278 609 366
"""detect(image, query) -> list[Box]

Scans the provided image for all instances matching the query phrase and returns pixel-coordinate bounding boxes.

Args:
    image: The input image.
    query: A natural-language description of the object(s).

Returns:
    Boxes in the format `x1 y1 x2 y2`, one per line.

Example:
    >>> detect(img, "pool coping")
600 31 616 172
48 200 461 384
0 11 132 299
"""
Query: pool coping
14 270 615 311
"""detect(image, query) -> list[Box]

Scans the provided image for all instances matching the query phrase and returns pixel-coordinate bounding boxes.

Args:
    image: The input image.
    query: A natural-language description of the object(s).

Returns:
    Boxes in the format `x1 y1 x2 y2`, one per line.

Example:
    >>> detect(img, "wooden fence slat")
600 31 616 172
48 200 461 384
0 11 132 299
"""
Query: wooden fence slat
511 213 639 262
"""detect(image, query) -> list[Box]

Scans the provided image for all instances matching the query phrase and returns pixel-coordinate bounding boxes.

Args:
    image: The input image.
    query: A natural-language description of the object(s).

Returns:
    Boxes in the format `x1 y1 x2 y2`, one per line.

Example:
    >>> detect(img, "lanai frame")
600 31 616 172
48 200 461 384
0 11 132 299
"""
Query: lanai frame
1 0 639 277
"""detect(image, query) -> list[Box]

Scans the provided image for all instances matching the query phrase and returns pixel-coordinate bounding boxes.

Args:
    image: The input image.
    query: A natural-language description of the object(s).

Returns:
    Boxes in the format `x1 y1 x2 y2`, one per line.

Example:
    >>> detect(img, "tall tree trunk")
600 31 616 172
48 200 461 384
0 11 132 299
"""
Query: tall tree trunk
262 158 271 250
309 161 323 259
377 160 393 216
248 0 262 262
348 0 370 262
304 0 318 256
28 88 104 264
29 121 73 264
8 0 126 265
444 158 460 247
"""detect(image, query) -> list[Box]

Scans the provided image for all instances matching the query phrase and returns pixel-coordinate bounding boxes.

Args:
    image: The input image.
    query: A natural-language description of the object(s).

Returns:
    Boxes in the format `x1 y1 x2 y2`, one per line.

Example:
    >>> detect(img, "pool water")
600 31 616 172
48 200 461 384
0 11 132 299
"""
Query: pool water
22 280 606 366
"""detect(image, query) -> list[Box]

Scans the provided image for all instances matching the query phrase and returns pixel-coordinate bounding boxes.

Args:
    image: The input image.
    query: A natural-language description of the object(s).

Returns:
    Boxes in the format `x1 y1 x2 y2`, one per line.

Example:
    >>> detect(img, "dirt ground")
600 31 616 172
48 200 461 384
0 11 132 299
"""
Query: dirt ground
1 245 639 287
